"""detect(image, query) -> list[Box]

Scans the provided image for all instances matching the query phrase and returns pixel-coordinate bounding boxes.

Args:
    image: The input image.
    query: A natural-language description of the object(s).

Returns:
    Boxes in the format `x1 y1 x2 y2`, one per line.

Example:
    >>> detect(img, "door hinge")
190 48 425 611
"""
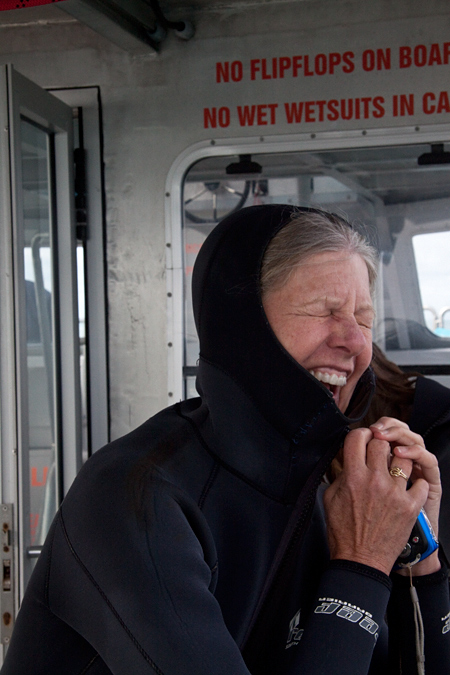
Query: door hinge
1 504 14 646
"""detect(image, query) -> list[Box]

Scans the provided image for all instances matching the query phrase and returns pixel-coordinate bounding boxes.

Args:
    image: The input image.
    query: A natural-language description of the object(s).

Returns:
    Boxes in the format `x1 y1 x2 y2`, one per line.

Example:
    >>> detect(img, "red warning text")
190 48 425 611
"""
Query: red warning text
284 97 385 123
204 104 279 128
216 52 356 83
399 43 450 68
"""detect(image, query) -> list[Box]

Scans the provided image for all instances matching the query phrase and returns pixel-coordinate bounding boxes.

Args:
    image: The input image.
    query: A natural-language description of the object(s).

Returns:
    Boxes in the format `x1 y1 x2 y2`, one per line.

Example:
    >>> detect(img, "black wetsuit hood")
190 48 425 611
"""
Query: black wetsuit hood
192 204 374 441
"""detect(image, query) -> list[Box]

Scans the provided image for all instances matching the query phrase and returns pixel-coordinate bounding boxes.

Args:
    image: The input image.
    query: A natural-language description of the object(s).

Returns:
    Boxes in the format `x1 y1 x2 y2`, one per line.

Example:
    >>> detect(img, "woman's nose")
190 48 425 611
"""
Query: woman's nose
327 316 368 354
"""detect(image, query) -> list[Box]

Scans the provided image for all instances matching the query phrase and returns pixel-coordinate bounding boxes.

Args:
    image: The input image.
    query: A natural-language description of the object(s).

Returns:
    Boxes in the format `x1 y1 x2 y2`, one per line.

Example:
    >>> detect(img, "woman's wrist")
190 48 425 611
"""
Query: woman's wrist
394 550 441 577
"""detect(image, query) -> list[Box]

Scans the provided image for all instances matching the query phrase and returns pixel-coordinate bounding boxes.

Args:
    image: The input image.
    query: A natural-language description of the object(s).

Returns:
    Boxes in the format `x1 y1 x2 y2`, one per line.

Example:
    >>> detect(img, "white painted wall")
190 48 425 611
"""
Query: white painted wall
0 0 449 439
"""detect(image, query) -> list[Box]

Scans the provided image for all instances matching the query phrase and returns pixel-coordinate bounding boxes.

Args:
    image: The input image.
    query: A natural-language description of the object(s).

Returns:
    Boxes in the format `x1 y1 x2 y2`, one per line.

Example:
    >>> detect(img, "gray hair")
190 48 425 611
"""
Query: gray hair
260 209 378 296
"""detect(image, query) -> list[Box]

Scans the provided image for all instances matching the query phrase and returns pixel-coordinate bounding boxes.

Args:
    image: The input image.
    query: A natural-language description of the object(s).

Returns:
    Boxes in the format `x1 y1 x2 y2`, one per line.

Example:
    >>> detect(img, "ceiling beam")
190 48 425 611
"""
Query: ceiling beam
58 0 161 52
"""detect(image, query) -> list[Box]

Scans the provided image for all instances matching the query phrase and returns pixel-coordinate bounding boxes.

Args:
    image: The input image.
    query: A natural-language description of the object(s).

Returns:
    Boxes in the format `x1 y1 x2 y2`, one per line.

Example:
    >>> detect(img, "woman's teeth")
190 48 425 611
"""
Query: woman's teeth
309 370 347 387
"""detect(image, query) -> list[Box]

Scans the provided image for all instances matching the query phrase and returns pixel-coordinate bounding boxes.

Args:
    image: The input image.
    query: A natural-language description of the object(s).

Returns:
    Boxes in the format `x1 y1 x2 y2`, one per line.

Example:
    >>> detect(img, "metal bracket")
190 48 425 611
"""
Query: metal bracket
0 505 14 646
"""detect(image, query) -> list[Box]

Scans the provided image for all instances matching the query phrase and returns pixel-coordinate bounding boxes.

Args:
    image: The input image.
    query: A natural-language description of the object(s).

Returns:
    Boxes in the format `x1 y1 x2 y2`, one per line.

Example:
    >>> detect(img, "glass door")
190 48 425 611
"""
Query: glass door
21 118 59 553
0 65 81 651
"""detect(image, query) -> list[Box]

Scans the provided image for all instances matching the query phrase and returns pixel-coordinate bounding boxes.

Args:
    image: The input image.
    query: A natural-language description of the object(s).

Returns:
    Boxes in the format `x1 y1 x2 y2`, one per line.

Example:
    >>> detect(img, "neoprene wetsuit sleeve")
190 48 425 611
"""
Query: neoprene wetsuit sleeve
387 565 450 674
45 485 254 675
46 491 394 675
287 560 392 675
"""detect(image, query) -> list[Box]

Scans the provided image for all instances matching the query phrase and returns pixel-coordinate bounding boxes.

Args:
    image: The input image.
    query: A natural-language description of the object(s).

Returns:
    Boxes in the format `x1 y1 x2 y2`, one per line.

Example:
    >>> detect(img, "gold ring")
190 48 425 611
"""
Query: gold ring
389 466 408 481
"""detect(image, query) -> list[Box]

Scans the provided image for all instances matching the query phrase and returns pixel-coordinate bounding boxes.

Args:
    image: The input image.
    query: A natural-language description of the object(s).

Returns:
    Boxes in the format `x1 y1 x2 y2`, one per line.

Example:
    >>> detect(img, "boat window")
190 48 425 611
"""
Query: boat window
182 142 450 397
413 231 450 335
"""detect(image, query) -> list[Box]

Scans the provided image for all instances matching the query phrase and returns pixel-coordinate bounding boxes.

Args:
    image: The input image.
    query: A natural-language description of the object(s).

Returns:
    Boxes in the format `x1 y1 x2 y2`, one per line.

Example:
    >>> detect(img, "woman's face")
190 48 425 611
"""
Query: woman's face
262 251 374 413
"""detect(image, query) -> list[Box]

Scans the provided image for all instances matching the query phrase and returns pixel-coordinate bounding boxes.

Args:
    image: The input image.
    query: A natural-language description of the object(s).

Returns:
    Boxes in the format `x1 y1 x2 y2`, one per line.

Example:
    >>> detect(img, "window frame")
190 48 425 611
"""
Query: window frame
165 123 450 402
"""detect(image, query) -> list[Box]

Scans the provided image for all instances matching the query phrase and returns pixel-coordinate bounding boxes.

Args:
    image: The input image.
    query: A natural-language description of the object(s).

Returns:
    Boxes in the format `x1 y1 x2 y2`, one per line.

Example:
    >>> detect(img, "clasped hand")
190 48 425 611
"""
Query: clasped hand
324 417 441 576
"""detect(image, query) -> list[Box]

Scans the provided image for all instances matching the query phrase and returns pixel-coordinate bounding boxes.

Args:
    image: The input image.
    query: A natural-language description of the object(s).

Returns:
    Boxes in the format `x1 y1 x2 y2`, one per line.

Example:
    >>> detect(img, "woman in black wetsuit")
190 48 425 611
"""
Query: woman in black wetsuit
2 205 448 675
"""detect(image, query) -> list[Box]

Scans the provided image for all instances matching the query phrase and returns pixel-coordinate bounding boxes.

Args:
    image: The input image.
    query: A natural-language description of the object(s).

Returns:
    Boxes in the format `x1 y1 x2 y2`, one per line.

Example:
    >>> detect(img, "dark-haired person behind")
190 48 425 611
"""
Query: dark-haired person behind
357 342 450 564
2 205 449 675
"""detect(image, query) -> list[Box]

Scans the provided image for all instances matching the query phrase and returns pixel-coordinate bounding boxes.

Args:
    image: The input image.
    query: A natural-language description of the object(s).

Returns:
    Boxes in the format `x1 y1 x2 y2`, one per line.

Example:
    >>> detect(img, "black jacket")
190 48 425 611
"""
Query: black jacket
2 205 449 674
409 375 450 560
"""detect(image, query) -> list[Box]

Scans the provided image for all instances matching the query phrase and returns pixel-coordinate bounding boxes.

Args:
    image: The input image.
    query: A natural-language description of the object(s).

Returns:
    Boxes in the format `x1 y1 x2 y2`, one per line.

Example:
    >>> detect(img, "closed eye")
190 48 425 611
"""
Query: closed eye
356 311 375 330
327 309 374 329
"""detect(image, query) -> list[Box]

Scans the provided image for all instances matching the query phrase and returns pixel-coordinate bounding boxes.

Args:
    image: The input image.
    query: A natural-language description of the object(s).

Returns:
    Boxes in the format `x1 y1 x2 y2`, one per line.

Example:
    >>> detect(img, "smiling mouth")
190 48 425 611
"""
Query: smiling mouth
309 370 347 387
309 370 347 404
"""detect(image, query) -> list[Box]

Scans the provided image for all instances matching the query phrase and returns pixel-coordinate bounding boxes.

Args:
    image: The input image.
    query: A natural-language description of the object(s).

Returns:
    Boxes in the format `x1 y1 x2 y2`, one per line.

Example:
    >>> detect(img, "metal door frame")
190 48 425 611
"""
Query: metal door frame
0 66 82 648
